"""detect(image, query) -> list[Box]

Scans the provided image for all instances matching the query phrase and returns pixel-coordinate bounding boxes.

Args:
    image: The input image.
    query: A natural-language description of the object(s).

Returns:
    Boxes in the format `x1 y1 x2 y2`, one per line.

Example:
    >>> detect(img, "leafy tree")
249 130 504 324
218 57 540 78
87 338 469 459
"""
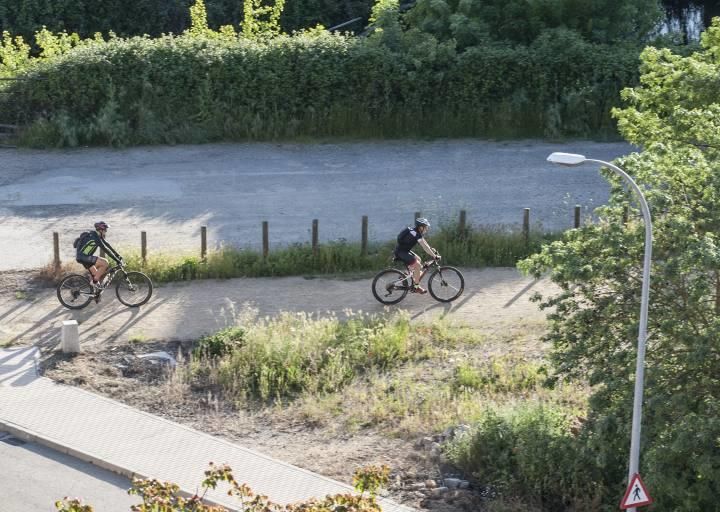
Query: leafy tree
405 0 664 48
520 17 720 510
242 0 286 38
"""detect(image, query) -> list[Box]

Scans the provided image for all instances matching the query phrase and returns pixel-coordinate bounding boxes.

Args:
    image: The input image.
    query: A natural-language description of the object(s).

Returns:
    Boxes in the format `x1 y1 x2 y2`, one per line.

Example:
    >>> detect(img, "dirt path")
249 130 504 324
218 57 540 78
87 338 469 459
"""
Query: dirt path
0 268 555 348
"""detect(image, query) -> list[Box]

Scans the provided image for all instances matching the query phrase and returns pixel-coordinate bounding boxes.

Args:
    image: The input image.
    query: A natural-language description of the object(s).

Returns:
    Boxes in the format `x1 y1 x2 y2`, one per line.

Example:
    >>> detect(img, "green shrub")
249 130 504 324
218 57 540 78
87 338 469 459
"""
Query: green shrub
446 405 602 510
206 312 416 401
194 326 246 358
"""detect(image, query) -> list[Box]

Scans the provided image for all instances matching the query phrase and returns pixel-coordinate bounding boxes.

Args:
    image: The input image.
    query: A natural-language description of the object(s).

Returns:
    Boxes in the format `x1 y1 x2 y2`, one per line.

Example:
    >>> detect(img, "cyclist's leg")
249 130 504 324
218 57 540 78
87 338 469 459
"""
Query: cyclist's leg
93 257 109 282
397 250 422 285
408 251 423 285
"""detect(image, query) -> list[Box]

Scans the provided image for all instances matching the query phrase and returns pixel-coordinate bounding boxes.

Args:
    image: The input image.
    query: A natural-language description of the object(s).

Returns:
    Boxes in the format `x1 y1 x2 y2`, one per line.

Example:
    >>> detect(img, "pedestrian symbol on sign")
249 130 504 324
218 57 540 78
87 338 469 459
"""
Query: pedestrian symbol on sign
620 473 653 509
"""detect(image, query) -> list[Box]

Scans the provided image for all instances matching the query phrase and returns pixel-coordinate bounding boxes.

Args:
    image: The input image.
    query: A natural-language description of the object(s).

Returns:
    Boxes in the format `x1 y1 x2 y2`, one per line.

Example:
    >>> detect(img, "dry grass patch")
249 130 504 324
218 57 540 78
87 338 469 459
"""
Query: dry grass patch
40 312 586 512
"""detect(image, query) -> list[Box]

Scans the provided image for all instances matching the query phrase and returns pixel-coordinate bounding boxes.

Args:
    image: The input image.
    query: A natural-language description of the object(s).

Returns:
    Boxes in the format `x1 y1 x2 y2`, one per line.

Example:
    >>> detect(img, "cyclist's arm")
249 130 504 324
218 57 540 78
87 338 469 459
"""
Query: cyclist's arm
99 238 123 263
417 238 437 257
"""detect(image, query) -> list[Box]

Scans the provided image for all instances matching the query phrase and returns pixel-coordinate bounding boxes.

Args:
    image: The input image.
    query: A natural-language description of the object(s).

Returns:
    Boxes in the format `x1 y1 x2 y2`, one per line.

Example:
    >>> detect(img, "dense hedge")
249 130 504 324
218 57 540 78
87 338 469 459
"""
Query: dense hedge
0 28 640 145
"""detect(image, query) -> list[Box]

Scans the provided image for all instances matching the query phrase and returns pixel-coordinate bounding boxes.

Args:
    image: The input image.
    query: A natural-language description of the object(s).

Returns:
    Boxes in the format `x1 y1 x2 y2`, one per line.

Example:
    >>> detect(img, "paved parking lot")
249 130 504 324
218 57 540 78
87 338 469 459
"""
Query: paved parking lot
0 140 632 270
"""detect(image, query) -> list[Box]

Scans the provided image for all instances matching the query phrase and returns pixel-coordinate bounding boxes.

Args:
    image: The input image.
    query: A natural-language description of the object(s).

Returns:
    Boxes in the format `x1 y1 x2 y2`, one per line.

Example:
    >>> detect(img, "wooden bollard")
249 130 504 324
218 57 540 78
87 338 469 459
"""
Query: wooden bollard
414 211 421 223
200 226 207 260
623 205 629 225
574 205 581 228
522 208 530 244
312 219 318 257
141 231 147 264
361 216 368 256
262 221 269 259
53 232 60 270
459 210 467 234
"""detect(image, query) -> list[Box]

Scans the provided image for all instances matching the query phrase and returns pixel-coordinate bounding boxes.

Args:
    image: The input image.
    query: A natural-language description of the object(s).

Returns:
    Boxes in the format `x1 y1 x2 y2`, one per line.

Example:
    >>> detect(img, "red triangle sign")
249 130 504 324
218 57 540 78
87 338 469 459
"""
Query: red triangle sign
620 473 653 509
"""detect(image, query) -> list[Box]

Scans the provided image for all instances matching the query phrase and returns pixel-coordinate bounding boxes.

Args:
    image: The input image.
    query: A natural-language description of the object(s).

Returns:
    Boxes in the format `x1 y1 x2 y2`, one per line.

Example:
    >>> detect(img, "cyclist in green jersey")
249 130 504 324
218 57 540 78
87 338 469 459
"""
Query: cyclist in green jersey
75 221 123 289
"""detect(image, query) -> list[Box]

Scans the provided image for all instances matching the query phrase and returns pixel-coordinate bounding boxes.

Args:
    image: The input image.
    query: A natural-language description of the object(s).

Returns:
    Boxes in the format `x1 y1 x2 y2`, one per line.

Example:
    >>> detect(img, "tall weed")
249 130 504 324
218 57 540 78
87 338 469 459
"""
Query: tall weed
204 312 416 401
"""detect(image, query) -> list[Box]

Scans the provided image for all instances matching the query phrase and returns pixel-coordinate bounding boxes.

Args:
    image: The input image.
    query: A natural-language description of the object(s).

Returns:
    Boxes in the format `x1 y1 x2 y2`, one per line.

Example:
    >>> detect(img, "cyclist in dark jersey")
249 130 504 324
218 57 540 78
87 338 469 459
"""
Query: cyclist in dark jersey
394 218 439 294
75 221 123 288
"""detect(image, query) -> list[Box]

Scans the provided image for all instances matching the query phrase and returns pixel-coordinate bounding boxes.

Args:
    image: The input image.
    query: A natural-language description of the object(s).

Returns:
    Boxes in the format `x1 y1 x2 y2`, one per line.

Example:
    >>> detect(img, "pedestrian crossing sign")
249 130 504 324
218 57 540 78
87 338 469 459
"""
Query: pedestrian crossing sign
620 473 653 509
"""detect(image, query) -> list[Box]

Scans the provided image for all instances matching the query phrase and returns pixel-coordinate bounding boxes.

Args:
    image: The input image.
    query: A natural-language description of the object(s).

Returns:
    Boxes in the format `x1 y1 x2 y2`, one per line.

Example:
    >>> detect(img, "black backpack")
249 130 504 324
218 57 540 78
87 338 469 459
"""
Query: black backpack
73 231 92 249
397 227 417 247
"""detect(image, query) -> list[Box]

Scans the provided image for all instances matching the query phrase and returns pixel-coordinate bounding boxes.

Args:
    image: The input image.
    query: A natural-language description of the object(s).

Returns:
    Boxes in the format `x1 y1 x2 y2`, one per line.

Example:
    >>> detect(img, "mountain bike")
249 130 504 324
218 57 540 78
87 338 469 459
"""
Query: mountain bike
371 255 464 305
57 260 153 310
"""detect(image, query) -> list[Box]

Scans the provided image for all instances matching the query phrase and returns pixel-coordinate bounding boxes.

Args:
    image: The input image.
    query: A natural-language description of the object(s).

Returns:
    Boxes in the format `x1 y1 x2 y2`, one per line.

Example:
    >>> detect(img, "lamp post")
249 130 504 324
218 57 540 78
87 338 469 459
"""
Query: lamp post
547 152 652 511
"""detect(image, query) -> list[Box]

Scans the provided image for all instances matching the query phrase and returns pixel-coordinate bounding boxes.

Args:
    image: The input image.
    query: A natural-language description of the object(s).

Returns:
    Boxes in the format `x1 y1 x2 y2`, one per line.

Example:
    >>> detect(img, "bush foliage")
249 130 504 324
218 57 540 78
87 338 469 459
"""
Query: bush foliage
514 17 720 511
0 0 643 144
55 462 389 511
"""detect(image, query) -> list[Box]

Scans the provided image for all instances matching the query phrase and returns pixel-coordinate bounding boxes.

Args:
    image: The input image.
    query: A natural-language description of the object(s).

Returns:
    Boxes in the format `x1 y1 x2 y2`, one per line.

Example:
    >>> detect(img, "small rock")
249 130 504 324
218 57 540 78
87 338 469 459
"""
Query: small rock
443 478 461 489
429 486 449 498
407 482 425 491
137 351 177 367
421 436 435 448
424 479 437 489
458 480 470 490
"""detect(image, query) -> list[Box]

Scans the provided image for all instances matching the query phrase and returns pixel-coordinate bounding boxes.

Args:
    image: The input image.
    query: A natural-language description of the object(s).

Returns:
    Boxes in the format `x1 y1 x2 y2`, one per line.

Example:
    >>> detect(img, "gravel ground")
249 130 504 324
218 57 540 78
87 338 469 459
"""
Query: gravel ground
0 140 632 270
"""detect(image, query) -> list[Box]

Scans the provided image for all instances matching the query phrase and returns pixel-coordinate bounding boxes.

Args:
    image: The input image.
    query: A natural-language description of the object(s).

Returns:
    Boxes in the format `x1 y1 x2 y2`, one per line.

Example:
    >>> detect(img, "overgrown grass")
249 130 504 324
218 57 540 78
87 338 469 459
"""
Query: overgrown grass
121 224 561 283
191 312 421 401
127 309 593 509
183 311 586 438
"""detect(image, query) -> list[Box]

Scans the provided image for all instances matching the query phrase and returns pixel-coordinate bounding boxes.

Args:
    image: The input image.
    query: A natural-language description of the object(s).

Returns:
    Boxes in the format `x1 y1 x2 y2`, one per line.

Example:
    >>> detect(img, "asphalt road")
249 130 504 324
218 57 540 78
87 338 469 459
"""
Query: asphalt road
0 140 633 270
0 431 140 511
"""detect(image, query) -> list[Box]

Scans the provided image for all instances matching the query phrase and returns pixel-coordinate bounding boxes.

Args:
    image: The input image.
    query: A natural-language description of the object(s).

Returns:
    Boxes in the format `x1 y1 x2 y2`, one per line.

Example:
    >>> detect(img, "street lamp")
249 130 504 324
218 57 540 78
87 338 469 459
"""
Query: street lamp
547 152 652 511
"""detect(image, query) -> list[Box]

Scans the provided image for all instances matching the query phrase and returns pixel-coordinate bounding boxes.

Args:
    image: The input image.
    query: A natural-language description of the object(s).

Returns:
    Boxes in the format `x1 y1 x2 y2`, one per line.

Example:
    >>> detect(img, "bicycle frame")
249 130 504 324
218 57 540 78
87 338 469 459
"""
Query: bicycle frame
394 258 441 288
84 262 127 290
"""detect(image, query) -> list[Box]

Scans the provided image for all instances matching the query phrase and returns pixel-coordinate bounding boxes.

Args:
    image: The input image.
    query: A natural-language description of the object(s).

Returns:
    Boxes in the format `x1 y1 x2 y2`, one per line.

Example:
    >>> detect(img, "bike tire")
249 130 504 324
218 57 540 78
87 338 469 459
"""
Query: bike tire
372 268 410 305
115 271 153 307
57 274 94 310
428 266 465 303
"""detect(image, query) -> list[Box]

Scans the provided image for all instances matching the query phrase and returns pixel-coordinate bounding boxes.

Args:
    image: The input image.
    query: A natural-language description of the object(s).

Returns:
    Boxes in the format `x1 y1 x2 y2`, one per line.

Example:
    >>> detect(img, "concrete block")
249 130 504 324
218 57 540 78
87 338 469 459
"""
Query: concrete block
61 320 80 353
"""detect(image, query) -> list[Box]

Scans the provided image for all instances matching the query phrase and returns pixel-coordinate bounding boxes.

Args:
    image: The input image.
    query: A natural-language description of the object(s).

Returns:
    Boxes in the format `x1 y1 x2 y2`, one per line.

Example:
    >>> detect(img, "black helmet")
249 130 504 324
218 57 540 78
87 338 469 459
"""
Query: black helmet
415 217 430 228
94 221 109 231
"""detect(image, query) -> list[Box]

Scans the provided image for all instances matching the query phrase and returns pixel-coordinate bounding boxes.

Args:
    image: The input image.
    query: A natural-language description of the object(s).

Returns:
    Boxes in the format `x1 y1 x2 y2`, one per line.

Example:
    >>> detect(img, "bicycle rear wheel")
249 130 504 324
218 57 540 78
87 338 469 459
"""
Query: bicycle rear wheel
57 274 94 309
115 271 153 307
372 269 410 305
428 266 464 302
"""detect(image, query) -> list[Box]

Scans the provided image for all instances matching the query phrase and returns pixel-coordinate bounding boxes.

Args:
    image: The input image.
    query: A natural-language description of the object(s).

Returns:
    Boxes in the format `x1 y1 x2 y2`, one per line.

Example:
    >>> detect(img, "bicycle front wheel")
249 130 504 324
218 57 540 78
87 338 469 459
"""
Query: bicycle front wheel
428 266 465 302
372 269 410 305
57 274 94 310
115 271 153 307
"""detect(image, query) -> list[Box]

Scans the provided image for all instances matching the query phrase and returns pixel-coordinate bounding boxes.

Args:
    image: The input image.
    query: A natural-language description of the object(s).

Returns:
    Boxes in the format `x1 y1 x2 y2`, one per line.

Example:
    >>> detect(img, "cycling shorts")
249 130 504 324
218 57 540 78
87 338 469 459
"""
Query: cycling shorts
76 253 98 269
394 249 418 266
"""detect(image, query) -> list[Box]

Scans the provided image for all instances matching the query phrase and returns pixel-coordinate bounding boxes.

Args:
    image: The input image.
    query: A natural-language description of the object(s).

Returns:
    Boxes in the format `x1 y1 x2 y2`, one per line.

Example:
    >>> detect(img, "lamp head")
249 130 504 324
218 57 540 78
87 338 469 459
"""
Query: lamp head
547 152 586 166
